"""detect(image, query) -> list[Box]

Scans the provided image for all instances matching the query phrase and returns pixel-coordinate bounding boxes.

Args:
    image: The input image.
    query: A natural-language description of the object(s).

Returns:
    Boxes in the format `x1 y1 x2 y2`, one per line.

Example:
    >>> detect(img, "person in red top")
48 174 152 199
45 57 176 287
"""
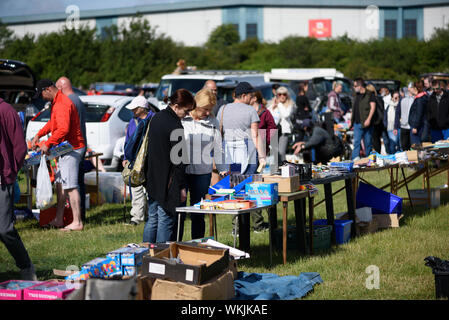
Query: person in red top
249 90 277 156
31 79 86 232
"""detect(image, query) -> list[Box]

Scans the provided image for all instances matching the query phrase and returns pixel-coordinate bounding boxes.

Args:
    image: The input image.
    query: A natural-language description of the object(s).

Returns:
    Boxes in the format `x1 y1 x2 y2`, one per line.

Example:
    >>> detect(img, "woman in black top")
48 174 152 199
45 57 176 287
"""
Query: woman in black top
143 89 195 243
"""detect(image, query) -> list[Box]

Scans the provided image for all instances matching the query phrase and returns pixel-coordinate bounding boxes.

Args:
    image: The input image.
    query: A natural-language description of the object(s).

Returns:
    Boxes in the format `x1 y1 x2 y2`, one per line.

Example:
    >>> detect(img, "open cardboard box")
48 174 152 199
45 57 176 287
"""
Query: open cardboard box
141 243 230 285
262 175 300 193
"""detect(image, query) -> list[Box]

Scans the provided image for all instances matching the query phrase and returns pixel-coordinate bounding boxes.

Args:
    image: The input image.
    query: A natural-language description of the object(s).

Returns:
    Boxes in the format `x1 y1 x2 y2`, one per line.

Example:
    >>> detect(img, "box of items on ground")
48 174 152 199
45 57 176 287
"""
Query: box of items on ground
314 219 353 244
141 243 230 285
409 188 441 208
262 175 300 193
273 225 332 253
0 280 43 300
84 172 130 204
149 268 236 300
356 182 402 215
23 280 75 300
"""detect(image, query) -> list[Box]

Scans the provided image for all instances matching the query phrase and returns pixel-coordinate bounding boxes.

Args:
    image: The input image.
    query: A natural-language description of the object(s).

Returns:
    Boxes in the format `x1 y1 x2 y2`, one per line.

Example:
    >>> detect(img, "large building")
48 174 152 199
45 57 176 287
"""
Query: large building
1 0 449 46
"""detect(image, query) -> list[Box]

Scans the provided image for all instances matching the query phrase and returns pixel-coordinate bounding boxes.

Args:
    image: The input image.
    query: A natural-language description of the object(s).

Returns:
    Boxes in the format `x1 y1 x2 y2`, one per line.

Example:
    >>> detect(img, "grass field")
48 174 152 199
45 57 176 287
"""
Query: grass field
1 168 448 300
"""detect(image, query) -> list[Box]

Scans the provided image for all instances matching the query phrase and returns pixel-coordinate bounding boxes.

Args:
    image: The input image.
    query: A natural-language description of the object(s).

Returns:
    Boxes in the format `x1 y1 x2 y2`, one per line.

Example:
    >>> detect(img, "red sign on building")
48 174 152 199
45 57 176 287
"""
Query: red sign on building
309 19 332 38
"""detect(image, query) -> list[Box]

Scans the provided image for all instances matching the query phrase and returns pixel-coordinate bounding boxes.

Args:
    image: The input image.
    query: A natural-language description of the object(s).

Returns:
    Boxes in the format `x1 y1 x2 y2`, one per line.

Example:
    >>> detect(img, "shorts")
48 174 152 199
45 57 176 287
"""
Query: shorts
55 148 85 190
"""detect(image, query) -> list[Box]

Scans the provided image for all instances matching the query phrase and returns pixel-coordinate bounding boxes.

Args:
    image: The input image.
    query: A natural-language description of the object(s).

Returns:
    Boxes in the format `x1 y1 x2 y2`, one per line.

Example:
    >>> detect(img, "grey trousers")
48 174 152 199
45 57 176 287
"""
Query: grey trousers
0 183 33 270
130 185 147 223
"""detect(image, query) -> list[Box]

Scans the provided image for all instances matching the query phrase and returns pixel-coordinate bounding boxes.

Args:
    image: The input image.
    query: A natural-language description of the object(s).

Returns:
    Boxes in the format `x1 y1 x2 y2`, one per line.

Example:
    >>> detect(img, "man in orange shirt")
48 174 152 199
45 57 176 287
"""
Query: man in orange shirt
31 79 86 232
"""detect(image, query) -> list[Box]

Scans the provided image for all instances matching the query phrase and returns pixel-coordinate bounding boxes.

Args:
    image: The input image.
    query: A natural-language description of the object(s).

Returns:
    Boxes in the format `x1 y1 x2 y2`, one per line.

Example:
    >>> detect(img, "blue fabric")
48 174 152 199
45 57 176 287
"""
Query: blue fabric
143 198 175 243
352 123 373 159
124 111 154 162
233 272 323 300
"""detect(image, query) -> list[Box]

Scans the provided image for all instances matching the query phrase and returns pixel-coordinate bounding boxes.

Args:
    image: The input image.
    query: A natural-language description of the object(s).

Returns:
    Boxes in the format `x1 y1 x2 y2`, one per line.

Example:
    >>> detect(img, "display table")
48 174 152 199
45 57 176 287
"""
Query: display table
175 204 277 258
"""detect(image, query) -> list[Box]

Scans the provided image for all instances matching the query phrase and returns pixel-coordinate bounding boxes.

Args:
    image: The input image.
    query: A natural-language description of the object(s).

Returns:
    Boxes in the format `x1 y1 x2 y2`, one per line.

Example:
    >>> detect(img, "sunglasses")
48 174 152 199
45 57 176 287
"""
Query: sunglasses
277 93 287 97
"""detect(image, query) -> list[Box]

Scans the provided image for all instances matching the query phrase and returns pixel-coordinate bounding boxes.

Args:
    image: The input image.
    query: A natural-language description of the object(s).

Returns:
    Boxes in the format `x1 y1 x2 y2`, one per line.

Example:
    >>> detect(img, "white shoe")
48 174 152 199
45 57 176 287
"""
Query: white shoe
353 156 361 161
21 264 38 281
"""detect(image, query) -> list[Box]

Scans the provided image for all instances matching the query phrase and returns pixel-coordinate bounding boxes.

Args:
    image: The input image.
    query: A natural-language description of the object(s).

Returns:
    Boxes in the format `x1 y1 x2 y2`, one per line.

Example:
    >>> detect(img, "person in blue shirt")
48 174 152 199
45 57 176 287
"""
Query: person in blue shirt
123 95 154 226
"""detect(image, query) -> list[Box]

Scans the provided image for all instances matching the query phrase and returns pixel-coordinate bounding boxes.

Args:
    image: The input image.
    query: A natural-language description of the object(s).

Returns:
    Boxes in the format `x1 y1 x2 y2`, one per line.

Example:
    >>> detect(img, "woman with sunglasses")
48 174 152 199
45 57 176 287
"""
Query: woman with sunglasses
268 86 295 162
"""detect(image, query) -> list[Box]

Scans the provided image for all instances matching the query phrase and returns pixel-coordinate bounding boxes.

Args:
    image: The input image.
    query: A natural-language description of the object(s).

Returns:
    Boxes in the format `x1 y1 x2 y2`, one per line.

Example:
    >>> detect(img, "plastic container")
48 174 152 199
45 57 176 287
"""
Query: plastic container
273 225 332 252
314 219 353 244
434 270 449 299
356 182 402 214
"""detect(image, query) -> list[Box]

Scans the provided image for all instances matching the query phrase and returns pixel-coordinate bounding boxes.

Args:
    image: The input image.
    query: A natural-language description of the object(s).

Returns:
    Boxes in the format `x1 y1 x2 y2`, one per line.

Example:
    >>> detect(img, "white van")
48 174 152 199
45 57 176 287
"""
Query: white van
152 70 265 110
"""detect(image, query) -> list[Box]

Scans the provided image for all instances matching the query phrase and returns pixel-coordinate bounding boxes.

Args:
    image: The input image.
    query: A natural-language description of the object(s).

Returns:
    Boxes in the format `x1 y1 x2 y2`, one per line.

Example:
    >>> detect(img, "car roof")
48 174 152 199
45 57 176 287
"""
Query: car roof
79 94 133 105
161 70 264 81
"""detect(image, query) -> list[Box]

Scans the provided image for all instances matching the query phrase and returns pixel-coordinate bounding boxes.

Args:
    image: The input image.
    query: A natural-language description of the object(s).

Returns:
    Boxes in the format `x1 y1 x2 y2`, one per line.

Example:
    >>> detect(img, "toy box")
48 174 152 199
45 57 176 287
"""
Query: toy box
122 266 137 277
0 280 43 300
81 257 122 279
65 269 91 282
106 247 149 267
23 280 75 300
245 182 278 206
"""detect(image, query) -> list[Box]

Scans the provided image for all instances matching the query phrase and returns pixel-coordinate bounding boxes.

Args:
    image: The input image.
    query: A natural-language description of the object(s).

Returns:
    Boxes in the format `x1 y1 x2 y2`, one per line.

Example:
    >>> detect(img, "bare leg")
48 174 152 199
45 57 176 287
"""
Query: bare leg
49 183 65 227
62 188 83 231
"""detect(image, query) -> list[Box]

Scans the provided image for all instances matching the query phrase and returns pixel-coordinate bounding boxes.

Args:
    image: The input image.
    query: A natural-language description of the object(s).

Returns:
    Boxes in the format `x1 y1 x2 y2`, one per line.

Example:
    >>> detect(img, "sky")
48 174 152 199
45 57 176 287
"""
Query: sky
0 0 197 18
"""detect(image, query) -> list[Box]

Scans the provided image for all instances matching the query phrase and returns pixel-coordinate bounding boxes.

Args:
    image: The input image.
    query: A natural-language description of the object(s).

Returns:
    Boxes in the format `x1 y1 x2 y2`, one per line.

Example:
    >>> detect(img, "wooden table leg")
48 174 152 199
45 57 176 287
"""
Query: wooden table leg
425 162 431 208
294 198 307 256
209 214 214 237
324 183 336 245
401 167 414 208
282 201 288 265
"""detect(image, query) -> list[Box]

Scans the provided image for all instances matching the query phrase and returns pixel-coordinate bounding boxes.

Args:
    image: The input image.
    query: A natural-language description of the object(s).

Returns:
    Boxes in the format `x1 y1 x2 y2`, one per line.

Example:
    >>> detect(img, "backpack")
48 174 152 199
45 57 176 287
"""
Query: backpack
122 118 152 187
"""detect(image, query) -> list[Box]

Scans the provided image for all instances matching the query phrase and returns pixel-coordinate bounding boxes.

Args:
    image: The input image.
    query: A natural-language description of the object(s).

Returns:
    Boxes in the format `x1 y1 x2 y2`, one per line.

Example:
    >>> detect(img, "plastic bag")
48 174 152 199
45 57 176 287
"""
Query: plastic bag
35 154 53 209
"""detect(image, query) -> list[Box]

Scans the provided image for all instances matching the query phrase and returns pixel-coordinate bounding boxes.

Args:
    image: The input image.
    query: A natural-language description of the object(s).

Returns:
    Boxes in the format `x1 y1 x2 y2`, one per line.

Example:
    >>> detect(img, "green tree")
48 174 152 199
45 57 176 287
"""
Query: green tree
206 24 240 50
0 20 14 52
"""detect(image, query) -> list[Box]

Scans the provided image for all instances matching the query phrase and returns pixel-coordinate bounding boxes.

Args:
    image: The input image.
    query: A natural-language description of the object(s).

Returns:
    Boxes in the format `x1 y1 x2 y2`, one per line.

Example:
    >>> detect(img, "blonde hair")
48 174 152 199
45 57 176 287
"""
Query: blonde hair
191 88 216 118
275 86 294 108
365 84 377 96
332 81 342 91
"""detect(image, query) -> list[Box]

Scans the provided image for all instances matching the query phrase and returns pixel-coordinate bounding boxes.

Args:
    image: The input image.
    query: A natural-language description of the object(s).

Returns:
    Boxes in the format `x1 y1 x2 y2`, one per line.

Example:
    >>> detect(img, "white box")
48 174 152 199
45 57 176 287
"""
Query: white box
281 165 296 177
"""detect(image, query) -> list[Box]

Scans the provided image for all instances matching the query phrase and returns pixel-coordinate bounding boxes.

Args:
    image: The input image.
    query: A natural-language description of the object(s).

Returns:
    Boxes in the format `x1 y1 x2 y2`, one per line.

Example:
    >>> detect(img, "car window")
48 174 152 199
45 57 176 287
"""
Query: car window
33 103 112 122
155 79 208 101
118 101 133 122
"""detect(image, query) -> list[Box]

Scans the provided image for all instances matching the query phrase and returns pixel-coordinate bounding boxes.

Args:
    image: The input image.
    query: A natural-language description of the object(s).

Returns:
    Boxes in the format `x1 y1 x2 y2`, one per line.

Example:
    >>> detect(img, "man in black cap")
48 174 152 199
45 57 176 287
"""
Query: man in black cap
292 119 342 164
217 81 269 233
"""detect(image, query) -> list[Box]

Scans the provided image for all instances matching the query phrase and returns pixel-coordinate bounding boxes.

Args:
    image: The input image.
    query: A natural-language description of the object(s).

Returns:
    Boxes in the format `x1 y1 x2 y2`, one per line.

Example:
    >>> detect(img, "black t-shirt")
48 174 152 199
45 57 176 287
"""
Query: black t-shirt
353 92 376 124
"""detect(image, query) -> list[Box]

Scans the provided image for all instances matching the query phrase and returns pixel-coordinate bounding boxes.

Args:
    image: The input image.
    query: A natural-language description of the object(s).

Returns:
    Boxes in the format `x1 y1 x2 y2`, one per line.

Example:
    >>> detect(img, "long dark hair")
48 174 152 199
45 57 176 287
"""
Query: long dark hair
163 88 195 109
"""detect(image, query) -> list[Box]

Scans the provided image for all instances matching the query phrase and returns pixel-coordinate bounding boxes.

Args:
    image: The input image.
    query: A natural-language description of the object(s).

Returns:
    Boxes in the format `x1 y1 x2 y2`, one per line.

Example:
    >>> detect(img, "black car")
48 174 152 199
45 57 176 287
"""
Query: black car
0 59 46 127
365 79 401 95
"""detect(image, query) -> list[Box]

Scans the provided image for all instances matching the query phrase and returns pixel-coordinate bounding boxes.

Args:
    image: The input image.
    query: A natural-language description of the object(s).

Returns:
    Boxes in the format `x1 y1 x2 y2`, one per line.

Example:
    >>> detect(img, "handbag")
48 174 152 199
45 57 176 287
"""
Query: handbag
122 119 152 187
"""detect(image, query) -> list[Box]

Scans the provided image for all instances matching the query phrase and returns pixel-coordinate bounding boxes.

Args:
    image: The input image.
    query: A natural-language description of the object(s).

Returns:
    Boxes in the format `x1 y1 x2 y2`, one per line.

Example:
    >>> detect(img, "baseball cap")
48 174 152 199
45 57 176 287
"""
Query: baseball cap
34 79 54 99
235 82 255 96
126 95 149 110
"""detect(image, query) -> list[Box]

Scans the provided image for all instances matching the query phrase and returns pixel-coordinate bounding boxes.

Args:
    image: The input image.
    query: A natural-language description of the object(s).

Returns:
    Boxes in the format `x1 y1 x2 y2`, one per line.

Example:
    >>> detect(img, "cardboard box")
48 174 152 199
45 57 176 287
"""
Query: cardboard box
245 182 278 206
281 165 296 177
136 275 156 300
151 269 235 300
141 243 229 285
372 214 403 228
409 188 440 208
0 280 43 300
23 280 75 300
356 218 379 236
406 150 418 162
262 175 300 193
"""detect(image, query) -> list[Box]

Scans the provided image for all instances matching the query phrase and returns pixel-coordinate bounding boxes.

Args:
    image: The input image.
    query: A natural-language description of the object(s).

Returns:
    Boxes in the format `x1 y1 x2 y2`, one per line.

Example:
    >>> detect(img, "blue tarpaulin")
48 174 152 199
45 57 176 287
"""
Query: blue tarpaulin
233 271 323 300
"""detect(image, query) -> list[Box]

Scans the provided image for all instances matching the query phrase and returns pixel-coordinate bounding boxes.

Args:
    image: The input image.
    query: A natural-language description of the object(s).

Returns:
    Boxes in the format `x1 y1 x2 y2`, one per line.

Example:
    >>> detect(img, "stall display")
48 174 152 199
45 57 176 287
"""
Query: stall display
0 280 43 300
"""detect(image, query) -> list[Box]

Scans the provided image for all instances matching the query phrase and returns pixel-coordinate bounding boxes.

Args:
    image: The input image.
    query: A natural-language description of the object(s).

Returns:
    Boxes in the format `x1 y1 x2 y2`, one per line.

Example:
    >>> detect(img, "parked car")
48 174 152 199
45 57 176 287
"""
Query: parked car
153 70 265 110
26 95 159 171
216 81 297 104
365 79 401 95
94 82 137 96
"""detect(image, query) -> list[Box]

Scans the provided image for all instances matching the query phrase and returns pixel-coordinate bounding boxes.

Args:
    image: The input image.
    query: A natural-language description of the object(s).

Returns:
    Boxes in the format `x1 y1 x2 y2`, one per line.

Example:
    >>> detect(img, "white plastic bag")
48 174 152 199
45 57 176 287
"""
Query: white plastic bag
35 154 53 209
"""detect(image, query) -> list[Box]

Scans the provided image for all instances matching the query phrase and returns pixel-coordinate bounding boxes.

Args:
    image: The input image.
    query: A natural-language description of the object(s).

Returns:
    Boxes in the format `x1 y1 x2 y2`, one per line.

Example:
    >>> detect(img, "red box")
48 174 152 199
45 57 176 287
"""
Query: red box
23 280 75 300
39 207 73 227
0 280 43 300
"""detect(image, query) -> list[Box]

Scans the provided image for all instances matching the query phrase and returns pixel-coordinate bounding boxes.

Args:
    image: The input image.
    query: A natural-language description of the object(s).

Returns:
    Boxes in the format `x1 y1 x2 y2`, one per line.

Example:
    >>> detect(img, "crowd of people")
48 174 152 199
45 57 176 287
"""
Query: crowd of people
2 72 448 280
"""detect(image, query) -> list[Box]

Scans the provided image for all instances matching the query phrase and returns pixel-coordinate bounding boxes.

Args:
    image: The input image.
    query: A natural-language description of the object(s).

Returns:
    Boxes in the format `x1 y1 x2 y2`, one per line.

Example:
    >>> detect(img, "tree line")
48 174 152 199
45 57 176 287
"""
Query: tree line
1 16 449 89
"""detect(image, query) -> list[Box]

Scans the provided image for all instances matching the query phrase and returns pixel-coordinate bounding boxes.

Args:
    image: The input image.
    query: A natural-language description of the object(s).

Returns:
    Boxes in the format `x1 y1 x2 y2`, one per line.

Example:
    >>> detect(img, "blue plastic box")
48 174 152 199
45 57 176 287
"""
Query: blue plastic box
314 219 353 244
356 182 402 214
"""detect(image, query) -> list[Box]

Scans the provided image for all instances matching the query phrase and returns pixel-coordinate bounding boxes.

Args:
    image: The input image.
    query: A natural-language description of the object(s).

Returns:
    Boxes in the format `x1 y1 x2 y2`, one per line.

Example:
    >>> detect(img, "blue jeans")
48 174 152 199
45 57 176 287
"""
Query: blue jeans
143 198 175 243
178 173 211 241
430 129 449 143
351 123 373 159
387 130 399 154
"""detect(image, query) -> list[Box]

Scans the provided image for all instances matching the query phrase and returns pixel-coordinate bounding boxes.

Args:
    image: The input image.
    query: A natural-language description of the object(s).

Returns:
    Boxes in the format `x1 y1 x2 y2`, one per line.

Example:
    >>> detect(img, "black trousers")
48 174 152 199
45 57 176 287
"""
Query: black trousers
0 184 33 270
400 128 411 151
